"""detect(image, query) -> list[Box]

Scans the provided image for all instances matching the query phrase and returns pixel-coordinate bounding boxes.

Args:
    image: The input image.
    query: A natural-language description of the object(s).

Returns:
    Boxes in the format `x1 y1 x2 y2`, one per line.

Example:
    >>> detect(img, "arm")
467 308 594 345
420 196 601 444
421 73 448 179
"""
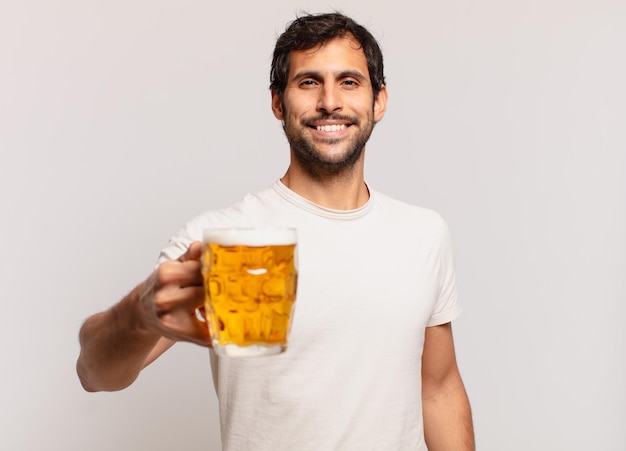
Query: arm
422 322 475 450
76 242 211 392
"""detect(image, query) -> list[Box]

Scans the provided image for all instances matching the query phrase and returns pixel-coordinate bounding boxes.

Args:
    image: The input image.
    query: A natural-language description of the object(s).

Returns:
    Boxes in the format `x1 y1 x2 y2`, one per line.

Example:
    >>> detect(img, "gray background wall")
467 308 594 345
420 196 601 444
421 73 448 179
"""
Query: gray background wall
1 1 624 449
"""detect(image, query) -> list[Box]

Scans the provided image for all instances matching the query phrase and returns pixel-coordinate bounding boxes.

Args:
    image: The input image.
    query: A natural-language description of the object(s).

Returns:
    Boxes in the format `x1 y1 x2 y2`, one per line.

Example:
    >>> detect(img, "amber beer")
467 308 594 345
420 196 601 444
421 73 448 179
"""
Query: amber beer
201 228 298 357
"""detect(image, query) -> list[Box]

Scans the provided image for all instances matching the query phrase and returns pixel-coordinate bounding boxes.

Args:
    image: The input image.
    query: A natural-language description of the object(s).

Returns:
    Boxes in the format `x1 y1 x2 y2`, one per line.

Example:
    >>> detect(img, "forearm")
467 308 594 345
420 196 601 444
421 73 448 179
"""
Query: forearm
76 283 162 392
422 377 475 451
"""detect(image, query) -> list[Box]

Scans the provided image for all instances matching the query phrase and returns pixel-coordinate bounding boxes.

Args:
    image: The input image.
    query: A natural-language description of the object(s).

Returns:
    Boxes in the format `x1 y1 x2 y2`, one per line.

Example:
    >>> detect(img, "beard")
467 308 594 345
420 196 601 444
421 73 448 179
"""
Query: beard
282 108 376 180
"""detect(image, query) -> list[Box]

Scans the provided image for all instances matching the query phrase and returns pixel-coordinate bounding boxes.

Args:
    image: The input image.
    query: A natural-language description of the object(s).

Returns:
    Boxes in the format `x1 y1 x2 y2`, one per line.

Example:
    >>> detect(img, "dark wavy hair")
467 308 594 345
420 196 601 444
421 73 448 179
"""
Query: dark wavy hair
270 12 386 100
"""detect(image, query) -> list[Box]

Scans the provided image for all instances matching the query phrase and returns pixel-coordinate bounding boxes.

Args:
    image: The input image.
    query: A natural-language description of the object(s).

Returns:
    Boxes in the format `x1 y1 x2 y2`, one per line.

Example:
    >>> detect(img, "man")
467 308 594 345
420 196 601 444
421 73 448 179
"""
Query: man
77 12 475 450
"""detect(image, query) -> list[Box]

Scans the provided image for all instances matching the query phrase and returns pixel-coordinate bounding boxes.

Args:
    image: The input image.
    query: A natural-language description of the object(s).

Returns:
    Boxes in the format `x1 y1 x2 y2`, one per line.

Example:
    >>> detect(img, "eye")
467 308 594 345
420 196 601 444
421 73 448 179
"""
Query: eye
341 79 359 88
299 79 318 88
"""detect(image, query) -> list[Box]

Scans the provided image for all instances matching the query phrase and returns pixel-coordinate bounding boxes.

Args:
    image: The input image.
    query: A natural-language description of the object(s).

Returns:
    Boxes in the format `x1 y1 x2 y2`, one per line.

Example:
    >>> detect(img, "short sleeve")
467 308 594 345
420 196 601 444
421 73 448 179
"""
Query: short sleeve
155 212 223 267
427 219 462 327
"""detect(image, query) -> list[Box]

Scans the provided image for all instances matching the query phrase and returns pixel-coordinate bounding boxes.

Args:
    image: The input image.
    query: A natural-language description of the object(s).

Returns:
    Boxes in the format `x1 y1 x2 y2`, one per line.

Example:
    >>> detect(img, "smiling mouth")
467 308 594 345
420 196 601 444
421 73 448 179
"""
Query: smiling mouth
315 124 348 132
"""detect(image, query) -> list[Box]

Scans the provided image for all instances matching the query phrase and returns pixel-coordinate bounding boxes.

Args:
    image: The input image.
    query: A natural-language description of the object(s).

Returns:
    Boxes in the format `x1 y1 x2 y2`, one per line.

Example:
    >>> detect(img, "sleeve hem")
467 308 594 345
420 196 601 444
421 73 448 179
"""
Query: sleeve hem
426 305 463 327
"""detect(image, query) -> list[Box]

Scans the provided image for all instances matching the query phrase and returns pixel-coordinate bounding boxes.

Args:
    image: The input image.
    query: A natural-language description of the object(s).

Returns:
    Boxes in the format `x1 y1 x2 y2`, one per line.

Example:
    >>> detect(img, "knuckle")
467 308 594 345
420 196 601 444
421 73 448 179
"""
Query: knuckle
156 261 176 285
153 288 172 311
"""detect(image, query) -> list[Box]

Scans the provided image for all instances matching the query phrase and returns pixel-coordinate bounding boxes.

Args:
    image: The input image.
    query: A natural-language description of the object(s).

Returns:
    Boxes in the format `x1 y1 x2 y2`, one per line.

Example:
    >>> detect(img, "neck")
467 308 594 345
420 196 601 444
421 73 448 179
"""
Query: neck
281 160 369 210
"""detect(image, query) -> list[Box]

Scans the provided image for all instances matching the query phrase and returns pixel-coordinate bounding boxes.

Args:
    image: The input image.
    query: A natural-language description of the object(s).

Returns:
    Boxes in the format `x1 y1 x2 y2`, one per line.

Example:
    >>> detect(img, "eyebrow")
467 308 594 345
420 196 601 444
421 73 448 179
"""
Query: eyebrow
290 69 369 83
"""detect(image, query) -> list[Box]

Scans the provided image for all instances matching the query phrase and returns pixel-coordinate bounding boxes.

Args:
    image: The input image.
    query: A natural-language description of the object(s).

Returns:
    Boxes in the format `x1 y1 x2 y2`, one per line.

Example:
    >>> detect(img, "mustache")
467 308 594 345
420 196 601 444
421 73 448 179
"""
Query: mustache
301 114 360 126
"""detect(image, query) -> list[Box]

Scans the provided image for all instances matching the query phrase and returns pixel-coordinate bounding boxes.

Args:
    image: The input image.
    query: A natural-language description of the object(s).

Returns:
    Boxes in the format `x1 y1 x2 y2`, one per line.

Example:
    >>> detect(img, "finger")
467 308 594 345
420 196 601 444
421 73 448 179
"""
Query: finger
161 316 212 346
156 300 212 346
154 285 205 317
157 259 203 286
178 241 203 262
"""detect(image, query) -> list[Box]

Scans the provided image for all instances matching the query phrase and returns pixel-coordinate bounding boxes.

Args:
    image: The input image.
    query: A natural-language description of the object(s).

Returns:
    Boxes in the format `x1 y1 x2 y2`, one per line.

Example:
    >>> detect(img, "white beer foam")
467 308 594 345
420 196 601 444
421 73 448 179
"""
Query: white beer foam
203 228 297 246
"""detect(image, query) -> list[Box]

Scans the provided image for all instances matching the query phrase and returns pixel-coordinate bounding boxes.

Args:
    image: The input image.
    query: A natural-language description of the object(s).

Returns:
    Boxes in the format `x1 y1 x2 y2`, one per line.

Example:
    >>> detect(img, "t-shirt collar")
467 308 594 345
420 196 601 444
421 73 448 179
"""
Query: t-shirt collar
272 179 374 220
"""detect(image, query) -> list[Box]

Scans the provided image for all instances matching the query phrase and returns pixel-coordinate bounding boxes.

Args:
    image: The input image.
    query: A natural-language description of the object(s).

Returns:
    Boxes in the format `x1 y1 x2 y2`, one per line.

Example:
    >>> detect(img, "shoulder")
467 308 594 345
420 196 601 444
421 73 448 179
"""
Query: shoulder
372 190 449 234
158 184 282 263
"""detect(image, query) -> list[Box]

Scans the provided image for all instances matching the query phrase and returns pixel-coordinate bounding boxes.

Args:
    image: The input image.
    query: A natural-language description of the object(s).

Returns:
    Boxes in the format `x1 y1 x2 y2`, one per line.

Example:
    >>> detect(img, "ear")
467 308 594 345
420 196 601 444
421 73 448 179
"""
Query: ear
373 85 388 122
271 90 284 120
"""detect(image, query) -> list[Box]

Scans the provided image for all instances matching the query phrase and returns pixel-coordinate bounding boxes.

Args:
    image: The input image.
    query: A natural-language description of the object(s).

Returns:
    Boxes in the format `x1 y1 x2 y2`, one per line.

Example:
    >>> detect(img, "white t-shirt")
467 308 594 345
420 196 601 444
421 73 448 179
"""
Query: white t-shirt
158 180 462 451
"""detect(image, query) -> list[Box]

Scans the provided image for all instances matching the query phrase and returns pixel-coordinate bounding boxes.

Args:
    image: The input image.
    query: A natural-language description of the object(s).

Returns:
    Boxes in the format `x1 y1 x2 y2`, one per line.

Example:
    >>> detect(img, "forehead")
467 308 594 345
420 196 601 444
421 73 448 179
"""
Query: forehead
287 36 369 79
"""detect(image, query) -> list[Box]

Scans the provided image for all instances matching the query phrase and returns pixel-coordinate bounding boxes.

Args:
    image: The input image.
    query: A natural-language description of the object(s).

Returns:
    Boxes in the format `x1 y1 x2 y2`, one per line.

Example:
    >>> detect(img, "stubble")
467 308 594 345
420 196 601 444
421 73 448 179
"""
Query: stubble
282 108 376 180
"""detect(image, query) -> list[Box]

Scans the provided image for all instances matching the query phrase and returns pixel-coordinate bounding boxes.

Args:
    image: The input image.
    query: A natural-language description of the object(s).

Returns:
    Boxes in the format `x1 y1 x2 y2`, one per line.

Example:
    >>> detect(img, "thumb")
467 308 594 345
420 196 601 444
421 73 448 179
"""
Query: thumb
179 241 203 262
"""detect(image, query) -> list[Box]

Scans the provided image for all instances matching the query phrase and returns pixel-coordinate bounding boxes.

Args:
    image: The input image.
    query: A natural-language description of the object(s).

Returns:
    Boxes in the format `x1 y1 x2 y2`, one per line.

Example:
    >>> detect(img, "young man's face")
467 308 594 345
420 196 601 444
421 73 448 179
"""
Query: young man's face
272 35 387 177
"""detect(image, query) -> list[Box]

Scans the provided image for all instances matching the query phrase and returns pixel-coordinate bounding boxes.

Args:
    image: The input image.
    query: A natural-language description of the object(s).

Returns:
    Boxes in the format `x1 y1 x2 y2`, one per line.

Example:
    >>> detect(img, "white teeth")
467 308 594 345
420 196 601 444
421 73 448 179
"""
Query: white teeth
316 124 347 132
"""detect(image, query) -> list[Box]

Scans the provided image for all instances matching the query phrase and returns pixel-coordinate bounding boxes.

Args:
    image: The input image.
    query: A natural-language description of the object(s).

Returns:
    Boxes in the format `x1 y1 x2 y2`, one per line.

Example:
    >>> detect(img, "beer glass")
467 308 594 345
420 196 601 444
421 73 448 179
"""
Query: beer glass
201 228 298 357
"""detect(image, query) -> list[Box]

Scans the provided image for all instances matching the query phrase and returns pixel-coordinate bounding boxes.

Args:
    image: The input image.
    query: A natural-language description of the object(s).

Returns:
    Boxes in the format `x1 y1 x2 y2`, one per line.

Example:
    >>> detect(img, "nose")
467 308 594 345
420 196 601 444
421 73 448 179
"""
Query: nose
317 84 342 114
